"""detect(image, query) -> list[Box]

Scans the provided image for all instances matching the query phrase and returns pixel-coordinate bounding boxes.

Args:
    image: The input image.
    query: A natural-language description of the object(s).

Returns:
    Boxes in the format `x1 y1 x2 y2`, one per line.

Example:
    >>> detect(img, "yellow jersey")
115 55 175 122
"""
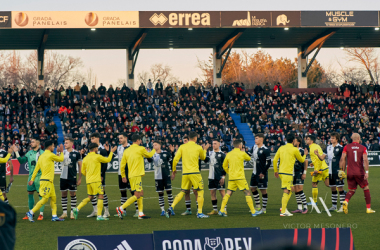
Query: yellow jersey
273 143 306 175
172 141 206 174
120 144 155 178
31 150 64 182
222 148 251 180
309 143 328 171
0 153 10 163
82 151 113 183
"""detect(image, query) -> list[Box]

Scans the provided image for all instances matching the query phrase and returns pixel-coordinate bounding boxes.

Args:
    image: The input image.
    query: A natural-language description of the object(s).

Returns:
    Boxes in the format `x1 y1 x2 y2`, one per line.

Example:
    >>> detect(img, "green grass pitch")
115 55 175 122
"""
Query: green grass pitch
9 168 380 250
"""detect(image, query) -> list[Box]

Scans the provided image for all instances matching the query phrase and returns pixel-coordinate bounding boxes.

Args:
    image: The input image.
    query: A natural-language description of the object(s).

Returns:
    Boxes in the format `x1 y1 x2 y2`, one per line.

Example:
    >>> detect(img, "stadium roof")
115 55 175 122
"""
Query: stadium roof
1 11 380 50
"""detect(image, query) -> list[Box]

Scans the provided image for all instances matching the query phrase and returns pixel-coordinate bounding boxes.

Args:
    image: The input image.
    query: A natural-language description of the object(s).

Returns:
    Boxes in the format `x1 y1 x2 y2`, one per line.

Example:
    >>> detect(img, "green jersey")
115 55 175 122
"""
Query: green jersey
17 149 44 180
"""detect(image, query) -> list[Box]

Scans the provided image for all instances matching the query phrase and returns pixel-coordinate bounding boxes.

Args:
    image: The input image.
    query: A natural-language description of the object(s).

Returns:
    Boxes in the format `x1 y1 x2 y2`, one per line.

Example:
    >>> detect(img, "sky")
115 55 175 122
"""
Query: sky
4 0 380 86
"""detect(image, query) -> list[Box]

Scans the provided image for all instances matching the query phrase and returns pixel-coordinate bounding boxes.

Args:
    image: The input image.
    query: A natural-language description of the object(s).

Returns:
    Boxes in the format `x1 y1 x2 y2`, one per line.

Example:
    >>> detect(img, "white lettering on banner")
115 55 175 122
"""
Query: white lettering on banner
326 11 354 17
235 238 242 250
225 238 233 250
163 240 171 250
168 13 210 26
183 240 192 250
173 240 182 250
243 238 251 249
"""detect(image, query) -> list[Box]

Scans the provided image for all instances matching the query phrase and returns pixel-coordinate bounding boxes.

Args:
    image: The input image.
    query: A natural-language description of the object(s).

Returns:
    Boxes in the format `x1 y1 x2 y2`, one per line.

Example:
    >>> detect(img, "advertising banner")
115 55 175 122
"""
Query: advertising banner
0 12 11 28
221 11 300 27
11 11 139 28
301 11 378 27
58 234 154 250
139 11 220 28
153 227 262 250
367 151 380 166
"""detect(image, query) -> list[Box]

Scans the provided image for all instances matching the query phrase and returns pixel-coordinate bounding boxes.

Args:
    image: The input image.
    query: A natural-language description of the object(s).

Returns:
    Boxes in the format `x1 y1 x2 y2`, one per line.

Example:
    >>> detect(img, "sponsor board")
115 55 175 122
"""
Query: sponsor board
0 11 11 28
153 228 262 250
11 11 139 28
367 151 380 166
301 11 378 27
139 11 220 28
58 234 154 250
221 11 300 27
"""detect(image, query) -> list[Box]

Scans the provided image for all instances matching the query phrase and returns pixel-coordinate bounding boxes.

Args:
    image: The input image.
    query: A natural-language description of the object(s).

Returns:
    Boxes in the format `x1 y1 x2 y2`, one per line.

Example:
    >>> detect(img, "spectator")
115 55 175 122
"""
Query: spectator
273 82 282 95
98 83 106 97
155 79 163 96
147 79 153 97
74 82 81 99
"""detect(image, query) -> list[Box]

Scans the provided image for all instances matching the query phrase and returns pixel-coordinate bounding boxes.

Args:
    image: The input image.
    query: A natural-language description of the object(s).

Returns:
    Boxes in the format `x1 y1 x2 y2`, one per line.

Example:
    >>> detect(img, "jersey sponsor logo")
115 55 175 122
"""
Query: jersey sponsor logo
217 154 221 157
336 148 339 152
115 240 133 250
64 239 97 250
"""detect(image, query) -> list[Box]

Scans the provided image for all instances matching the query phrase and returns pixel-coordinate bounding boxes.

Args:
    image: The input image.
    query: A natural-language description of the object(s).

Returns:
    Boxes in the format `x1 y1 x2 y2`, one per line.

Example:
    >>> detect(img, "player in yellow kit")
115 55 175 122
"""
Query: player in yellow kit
166 131 210 219
116 134 156 219
0 146 14 201
26 140 64 222
73 143 116 221
305 135 329 205
218 139 262 217
273 134 307 216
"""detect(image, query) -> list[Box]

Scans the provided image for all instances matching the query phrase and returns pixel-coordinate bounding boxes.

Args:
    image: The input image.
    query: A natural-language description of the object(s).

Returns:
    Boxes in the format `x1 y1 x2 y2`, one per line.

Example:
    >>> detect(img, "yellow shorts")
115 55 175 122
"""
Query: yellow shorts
312 169 329 183
181 174 203 191
39 181 56 198
0 190 3 201
87 182 104 196
129 176 143 192
227 179 249 192
280 174 293 191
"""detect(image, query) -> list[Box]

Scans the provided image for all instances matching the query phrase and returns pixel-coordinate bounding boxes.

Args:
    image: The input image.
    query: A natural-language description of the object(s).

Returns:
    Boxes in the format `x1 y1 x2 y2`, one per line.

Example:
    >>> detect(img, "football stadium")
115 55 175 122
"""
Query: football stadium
1 2 380 250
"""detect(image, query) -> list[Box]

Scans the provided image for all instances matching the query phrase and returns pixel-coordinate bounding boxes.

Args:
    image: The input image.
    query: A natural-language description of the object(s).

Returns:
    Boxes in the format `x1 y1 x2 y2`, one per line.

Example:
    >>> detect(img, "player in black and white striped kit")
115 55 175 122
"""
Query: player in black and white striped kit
205 139 226 215
148 141 174 216
249 133 271 214
114 133 139 217
59 138 82 219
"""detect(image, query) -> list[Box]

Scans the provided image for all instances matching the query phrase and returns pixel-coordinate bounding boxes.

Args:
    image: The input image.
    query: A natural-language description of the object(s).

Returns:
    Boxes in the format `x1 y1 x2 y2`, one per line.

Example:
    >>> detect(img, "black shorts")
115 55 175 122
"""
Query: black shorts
208 178 225 190
250 173 268 189
101 173 106 186
293 172 304 186
155 175 172 192
329 173 344 187
60 178 77 192
118 175 131 191
0 175 6 192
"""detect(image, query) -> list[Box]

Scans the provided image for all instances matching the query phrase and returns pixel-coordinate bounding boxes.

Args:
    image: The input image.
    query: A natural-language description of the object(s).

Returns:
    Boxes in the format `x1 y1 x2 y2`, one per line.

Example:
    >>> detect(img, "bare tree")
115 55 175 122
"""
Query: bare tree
137 70 150 85
343 48 378 82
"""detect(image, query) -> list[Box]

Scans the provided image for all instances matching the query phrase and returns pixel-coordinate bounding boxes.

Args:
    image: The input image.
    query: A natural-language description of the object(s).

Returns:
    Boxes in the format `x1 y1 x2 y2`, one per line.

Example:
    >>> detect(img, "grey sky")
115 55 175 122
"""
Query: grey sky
3 1 380 86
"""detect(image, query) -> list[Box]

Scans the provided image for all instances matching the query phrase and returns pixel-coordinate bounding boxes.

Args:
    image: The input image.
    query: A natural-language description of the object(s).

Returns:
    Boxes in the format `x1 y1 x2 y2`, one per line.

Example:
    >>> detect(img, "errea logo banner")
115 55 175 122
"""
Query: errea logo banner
140 11 221 28
153 228 262 250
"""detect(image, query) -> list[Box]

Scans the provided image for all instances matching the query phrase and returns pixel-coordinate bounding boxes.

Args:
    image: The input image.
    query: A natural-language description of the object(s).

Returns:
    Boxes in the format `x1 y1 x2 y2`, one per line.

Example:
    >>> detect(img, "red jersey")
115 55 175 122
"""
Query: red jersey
343 142 367 175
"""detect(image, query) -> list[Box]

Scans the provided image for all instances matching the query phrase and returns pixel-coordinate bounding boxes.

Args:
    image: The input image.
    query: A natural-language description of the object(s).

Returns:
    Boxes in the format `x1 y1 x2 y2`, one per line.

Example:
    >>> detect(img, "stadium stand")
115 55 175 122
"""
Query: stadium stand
3 80 380 157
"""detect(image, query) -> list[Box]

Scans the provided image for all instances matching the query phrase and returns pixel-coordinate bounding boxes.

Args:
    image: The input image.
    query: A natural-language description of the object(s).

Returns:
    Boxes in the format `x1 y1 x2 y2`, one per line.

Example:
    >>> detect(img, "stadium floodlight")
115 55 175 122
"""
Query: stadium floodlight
284 27 289 30
169 47 174 51
188 28 193 31
258 47 262 50
91 28 96 31
82 49 85 51
375 27 380 31
340 47 344 50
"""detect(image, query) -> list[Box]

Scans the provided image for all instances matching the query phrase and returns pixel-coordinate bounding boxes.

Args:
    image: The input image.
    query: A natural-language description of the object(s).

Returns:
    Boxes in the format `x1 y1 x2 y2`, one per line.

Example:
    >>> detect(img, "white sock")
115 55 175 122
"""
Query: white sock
29 210 34 215
52 214 57 217
39 212 43 215
139 212 144 216
161 207 165 212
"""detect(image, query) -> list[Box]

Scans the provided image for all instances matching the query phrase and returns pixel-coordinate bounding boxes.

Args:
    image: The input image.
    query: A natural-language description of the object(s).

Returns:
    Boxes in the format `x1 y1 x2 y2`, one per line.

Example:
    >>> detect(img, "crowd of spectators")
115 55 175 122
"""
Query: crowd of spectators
3 78 380 157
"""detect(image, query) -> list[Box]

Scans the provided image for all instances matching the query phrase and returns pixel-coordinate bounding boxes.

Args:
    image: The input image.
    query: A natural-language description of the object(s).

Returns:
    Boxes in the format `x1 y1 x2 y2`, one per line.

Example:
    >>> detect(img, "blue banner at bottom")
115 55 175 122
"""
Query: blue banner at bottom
58 228 354 250
58 234 154 250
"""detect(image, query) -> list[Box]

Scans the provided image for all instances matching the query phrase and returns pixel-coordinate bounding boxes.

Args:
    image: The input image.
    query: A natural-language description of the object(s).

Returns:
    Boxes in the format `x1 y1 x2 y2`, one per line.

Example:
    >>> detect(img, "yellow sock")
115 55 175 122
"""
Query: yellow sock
197 190 204 214
77 197 91 211
32 197 49 214
246 196 256 214
220 194 230 213
97 199 103 216
171 191 185 209
50 196 57 216
137 197 143 213
0 191 4 201
312 187 318 203
281 192 290 213
121 195 138 210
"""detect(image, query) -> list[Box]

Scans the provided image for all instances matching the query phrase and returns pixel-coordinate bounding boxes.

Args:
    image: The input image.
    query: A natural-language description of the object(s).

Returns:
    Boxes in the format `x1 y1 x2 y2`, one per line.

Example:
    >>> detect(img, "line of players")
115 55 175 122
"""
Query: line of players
0 129 374 221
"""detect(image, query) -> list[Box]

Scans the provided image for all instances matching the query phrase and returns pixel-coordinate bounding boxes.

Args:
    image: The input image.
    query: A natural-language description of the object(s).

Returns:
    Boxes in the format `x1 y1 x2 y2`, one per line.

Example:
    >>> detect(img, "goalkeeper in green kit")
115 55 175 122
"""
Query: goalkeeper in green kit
14 139 46 220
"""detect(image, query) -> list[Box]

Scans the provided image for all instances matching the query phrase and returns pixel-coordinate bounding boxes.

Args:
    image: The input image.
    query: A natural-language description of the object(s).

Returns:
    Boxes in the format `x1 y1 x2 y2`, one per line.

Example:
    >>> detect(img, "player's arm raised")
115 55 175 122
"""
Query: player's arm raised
294 147 306 163
314 147 326 161
200 143 209 161
141 147 156 158
0 149 11 163
98 146 116 163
